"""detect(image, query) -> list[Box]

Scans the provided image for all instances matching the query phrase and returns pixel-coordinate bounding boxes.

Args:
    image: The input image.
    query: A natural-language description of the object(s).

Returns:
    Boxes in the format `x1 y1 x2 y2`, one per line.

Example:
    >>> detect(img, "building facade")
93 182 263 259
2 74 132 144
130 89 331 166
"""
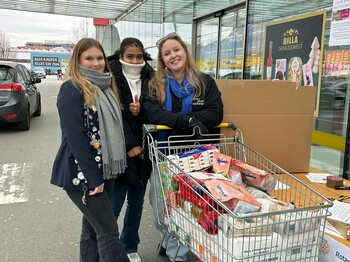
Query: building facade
114 0 350 178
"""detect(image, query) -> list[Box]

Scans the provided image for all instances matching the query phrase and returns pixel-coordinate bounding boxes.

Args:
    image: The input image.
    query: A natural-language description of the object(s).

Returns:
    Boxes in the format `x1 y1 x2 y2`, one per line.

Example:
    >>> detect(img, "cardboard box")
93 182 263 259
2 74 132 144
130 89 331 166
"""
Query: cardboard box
327 218 350 240
217 80 316 172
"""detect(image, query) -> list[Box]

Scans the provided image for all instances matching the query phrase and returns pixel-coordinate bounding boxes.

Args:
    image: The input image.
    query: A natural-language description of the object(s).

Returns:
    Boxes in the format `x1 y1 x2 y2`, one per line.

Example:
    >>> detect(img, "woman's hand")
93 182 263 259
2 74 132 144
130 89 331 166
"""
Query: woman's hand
127 146 142 158
129 95 140 116
89 183 104 195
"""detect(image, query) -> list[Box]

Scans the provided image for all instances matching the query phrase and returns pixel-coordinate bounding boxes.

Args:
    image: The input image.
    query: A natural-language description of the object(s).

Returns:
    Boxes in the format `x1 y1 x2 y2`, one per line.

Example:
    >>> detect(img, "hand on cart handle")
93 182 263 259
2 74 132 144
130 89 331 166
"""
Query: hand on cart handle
188 117 209 134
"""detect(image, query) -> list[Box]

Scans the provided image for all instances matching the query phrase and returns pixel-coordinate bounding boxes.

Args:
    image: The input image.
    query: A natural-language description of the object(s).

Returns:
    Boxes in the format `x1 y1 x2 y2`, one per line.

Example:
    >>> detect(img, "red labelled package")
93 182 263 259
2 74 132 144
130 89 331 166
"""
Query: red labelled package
197 209 219 235
174 173 225 214
174 174 205 204
232 159 276 194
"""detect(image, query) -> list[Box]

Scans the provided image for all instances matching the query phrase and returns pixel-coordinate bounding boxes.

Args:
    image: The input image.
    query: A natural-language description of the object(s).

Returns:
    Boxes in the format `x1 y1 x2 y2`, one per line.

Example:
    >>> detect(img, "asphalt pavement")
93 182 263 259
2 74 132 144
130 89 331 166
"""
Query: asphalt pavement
0 75 200 262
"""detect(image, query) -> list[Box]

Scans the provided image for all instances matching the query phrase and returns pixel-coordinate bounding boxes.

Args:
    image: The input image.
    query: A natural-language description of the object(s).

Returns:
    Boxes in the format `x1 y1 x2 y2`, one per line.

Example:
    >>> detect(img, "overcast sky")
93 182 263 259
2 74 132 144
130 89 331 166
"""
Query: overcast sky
0 9 91 47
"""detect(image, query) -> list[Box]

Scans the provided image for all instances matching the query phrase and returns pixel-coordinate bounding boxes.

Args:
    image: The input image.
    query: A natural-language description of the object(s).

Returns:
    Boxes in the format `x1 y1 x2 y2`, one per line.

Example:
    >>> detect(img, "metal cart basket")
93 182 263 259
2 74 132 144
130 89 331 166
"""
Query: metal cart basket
144 123 332 262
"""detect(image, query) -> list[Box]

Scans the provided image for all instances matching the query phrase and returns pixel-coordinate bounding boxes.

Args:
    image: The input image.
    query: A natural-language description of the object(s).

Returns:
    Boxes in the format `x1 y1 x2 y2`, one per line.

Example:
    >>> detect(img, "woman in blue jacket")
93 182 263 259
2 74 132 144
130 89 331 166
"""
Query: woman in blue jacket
51 38 129 262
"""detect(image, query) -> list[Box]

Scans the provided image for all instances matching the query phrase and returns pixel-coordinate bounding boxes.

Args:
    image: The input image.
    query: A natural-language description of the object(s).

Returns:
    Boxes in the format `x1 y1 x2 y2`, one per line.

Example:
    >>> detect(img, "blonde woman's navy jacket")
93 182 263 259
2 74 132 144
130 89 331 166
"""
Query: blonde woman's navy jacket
144 73 223 132
51 80 104 192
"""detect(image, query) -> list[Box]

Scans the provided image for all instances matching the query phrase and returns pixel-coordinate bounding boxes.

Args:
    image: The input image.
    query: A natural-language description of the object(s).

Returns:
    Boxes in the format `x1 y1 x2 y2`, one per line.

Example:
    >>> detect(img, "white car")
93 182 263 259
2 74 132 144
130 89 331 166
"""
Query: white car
33 67 46 79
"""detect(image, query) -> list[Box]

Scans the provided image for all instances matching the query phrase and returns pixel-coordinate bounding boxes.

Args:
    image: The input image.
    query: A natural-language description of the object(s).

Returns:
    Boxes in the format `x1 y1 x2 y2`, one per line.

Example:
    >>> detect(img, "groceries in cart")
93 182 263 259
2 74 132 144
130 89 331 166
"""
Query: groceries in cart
204 179 260 214
145 118 333 262
166 144 219 173
152 141 330 262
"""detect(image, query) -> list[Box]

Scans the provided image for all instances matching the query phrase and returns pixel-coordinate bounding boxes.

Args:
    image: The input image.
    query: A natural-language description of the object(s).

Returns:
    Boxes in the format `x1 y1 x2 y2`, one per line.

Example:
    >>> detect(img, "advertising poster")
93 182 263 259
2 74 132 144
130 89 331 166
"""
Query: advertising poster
30 53 71 72
319 234 350 262
263 11 326 116
329 0 350 46
324 49 350 76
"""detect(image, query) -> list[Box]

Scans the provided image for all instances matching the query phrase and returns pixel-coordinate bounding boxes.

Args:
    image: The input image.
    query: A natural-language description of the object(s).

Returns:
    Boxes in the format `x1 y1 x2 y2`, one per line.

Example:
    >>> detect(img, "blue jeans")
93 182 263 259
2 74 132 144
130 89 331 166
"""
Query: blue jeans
110 184 147 254
66 179 129 262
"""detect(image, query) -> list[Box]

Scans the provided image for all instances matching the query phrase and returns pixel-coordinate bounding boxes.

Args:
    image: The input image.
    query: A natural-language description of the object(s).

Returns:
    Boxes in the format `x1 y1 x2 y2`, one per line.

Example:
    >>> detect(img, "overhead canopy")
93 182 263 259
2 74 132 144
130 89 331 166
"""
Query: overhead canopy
0 0 332 26
0 0 145 22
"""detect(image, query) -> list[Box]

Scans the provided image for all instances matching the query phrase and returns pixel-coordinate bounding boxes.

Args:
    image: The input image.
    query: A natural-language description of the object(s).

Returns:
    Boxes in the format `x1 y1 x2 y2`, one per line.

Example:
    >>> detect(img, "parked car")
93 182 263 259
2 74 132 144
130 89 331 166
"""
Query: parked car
0 61 42 130
29 69 38 78
319 77 349 110
33 67 46 79
219 71 243 80
319 89 346 110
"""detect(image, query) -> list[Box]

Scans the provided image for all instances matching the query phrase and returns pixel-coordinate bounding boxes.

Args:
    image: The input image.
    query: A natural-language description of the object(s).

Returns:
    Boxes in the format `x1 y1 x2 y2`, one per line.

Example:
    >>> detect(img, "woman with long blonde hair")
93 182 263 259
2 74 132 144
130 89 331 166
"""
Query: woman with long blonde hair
51 38 129 262
145 33 223 262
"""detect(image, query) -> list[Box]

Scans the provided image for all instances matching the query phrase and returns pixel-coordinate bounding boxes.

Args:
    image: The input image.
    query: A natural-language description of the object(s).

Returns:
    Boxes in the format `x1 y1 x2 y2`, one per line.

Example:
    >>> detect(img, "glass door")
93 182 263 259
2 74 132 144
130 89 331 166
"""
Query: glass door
194 5 246 79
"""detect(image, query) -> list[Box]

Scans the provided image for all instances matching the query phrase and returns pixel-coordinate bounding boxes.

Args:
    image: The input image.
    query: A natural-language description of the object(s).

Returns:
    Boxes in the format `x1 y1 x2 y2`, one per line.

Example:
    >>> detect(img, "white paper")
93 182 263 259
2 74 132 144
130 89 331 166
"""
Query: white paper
274 181 289 190
187 171 229 181
329 0 350 46
305 173 331 183
328 200 350 223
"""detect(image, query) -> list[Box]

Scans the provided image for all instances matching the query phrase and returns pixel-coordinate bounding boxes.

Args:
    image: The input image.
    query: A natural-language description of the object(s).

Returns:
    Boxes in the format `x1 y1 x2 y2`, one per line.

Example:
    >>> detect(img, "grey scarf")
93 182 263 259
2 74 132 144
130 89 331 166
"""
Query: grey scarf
80 66 126 179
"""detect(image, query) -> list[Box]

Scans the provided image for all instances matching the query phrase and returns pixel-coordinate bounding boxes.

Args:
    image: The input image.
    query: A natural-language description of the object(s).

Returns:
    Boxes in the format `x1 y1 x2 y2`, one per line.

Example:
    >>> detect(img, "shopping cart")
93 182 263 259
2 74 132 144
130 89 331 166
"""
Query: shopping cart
143 123 332 262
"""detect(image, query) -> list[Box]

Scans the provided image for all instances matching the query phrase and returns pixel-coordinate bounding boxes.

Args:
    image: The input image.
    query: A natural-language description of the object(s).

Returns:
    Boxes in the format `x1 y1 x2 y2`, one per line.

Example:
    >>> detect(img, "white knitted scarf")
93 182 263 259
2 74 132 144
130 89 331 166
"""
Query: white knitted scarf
119 59 145 101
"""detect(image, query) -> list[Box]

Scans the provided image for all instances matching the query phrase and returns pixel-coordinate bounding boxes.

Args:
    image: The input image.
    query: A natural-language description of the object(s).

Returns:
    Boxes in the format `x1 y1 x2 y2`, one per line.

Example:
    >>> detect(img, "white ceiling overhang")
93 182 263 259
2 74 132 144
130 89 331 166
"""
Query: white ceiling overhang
0 0 146 23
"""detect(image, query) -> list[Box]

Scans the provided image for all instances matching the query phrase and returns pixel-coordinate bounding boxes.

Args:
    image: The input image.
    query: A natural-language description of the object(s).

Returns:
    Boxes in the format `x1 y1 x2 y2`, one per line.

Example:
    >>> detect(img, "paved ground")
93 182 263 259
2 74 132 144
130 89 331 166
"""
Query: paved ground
0 76 200 262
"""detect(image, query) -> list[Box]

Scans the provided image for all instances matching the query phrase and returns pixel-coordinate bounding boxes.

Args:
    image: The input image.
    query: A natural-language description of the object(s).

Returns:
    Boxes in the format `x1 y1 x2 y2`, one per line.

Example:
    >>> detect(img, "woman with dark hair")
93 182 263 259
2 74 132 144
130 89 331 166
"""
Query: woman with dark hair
51 38 129 262
145 33 223 262
108 37 154 262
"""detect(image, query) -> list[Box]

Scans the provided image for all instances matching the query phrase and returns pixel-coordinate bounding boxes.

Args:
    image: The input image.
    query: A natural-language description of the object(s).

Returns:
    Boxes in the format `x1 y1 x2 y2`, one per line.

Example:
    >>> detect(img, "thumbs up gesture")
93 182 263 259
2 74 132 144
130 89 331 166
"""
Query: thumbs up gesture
129 95 140 116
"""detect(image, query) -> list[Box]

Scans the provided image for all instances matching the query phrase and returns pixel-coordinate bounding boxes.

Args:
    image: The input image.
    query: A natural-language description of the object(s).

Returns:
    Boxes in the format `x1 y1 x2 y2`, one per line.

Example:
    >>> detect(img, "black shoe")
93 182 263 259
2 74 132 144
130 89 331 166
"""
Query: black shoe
158 244 167 256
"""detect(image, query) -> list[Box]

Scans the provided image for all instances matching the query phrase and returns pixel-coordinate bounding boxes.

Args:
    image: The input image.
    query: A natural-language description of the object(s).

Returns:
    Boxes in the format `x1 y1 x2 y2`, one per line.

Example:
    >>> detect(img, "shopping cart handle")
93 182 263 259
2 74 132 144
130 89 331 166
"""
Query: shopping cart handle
143 122 237 134
217 122 237 130
142 124 161 136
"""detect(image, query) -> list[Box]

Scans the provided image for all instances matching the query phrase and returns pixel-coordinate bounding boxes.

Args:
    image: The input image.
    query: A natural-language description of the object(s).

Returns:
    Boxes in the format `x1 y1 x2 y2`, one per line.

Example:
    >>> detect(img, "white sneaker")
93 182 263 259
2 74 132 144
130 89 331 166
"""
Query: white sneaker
127 252 141 262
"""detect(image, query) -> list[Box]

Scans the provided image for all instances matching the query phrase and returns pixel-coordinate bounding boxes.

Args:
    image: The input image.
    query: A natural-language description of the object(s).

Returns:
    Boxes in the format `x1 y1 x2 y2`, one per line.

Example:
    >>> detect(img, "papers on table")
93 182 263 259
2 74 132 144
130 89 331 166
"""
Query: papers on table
305 173 332 183
328 200 350 224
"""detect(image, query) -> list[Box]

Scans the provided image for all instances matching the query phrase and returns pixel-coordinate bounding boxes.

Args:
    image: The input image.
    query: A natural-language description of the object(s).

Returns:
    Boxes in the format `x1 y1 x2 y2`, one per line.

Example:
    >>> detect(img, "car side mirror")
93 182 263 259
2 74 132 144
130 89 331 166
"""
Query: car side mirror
33 77 41 83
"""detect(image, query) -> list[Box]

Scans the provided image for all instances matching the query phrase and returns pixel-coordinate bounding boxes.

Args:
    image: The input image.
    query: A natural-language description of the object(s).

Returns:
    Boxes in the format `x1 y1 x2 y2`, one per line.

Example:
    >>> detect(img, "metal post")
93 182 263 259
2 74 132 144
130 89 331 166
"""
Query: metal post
342 105 350 179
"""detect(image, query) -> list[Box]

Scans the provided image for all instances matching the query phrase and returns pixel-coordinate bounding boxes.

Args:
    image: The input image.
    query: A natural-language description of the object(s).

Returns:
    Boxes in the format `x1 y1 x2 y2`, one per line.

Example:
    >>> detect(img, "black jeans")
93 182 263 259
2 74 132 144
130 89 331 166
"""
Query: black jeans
66 179 129 262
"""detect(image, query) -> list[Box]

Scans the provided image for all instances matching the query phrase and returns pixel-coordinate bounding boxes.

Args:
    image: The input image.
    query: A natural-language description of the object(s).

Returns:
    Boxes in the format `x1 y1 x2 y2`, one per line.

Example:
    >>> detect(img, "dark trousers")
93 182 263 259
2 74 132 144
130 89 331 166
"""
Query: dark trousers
66 179 129 262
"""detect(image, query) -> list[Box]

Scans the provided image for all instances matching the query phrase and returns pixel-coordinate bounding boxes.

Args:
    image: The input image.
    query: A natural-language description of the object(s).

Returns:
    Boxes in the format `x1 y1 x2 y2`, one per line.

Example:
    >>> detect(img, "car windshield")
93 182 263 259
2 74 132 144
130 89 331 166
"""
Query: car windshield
33 67 45 72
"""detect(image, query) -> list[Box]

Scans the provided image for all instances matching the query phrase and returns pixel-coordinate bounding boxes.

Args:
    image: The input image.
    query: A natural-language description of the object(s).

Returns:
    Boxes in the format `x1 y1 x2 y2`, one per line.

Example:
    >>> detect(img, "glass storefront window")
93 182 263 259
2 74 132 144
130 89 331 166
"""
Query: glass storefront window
244 23 264 79
195 17 219 78
116 0 350 177
218 9 245 79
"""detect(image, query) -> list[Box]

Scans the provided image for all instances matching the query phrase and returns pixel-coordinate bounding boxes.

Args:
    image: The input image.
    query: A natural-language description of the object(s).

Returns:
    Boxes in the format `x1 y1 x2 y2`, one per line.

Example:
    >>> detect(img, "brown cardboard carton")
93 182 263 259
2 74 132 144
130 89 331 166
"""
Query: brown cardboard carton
217 80 316 173
327 218 350 240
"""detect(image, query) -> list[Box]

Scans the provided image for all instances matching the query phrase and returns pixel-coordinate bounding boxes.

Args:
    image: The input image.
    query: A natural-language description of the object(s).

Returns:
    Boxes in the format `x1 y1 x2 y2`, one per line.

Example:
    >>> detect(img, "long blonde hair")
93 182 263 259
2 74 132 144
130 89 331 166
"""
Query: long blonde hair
66 38 120 107
149 34 204 103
